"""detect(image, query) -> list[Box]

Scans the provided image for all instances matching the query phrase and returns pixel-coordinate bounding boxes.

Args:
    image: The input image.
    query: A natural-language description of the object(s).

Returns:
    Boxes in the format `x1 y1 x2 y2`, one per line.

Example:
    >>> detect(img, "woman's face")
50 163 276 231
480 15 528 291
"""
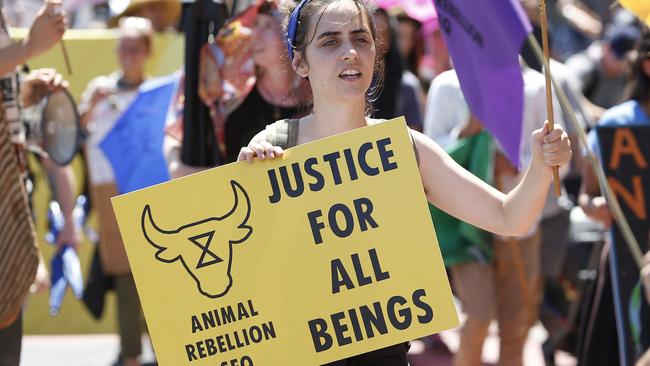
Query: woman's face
298 0 376 102
117 36 150 72
251 13 285 68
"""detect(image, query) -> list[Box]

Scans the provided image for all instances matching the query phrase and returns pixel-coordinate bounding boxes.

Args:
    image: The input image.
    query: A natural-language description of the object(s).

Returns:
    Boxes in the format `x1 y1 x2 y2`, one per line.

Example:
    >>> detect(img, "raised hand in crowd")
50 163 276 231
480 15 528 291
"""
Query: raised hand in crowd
20 68 68 107
579 160 613 229
0 1 67 75
24 1 67 59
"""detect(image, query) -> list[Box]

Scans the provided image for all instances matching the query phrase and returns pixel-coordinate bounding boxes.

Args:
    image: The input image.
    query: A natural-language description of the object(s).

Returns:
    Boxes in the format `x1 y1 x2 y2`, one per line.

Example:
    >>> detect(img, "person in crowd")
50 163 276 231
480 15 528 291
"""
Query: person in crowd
421 16 450 88
579 30 650 230
578 29 650 366
566 23 641 123
371 7 424 130
166 0 308 177
237 0 572 363
518 4 591 361
424 65 566 366
222 0 307 163
78 17 154 366
392 8 422 79
0 1 75 365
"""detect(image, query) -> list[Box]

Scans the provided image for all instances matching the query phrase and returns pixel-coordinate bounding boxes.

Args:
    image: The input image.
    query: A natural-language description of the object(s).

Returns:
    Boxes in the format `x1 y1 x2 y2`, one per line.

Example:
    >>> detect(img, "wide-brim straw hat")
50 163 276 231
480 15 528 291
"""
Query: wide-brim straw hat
107 0 181 29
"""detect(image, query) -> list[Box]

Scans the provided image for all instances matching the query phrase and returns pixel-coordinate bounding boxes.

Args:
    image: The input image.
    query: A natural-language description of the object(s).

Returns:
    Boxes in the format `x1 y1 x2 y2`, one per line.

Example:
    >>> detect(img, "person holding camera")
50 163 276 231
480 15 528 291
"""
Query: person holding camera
0 1 77 365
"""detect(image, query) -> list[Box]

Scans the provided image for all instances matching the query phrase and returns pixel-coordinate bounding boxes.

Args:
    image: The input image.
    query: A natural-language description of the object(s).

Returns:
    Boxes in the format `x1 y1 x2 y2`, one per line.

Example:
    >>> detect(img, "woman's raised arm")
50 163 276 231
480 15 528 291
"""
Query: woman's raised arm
414 122 571 236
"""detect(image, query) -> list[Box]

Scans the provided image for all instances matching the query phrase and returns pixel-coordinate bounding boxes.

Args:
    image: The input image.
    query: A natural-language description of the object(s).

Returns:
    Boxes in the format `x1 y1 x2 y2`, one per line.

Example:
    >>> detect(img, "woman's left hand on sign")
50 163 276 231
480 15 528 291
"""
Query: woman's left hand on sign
238 141 284 164
20 68 69 107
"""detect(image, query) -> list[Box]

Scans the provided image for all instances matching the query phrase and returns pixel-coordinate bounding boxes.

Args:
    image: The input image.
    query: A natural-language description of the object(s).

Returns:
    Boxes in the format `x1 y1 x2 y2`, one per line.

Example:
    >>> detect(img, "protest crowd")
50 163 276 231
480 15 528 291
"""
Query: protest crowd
0 0 649 365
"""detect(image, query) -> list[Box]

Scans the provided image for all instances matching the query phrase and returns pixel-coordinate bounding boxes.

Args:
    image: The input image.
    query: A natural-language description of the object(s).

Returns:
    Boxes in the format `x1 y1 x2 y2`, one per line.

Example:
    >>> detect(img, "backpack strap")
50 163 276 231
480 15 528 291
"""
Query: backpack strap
265 118 300 149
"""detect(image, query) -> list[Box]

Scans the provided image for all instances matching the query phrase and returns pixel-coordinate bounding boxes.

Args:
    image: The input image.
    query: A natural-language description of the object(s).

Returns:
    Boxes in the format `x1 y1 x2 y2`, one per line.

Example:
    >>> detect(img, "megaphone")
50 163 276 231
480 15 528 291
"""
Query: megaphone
22 88 81 166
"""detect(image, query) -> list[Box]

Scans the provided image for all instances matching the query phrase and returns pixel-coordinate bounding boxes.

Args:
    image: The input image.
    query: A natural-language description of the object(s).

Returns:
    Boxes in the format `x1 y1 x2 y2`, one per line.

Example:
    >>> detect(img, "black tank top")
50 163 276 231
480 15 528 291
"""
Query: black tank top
224 86 300 163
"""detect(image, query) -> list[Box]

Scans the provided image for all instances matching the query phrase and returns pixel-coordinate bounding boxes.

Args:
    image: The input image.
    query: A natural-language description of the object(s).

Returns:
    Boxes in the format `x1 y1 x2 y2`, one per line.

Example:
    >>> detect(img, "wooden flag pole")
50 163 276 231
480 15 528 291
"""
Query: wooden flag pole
539 0 562 197
48 0 72 75
60 40 72 75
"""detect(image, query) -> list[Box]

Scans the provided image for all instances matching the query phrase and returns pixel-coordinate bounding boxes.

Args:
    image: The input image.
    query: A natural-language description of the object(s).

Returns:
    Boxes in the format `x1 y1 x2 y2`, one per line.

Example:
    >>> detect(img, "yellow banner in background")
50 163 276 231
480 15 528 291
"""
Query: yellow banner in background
10 28 184 101
111 118 458 365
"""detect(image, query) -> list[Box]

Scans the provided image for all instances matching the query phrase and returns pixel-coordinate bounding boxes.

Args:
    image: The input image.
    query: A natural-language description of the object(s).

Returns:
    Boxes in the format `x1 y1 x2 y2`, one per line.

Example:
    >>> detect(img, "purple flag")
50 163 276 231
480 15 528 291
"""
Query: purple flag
433 0 532 167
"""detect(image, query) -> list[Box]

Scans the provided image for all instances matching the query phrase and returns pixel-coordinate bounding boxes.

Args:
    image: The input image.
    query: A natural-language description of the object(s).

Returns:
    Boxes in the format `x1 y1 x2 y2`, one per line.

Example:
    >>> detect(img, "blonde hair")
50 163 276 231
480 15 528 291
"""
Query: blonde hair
119 17 154 49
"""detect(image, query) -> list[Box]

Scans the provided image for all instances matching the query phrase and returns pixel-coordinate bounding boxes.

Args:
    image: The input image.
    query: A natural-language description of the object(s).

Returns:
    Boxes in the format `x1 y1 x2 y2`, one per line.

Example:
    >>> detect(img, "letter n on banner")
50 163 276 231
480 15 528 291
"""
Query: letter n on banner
596 126 650 364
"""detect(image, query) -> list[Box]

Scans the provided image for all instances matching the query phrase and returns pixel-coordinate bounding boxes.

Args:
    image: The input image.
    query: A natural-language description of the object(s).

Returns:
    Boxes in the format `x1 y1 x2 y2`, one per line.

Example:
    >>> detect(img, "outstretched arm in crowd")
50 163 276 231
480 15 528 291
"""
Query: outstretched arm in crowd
412 121 571 237
0 1 66 75
19 68 77 251
578 157 612 228
41 158 80 250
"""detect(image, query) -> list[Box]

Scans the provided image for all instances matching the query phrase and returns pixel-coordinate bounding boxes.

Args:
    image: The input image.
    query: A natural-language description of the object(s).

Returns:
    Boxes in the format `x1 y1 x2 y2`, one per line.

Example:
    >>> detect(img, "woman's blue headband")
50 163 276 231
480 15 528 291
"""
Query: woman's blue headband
286 0 311 61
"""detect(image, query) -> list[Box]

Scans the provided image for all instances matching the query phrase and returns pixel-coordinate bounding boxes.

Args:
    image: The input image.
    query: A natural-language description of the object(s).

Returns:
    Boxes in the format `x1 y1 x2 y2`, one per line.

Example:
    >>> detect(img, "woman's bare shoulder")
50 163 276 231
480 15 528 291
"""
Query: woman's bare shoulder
366 117 387 126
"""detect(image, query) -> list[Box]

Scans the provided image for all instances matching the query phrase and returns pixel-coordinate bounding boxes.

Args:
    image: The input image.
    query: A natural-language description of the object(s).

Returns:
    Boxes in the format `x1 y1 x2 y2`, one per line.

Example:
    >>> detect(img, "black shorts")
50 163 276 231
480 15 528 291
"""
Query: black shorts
322 343 409 366
0 313 22 366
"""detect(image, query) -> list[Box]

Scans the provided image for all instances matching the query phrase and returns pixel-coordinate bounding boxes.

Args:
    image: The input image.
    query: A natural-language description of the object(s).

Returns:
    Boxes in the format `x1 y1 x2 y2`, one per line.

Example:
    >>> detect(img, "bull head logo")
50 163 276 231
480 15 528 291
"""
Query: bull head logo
141 180 252 298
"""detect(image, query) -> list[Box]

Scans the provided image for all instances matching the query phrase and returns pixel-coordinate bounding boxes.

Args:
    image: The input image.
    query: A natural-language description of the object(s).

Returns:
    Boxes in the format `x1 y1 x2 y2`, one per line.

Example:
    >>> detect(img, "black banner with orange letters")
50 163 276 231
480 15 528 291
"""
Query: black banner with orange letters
597 126 650 364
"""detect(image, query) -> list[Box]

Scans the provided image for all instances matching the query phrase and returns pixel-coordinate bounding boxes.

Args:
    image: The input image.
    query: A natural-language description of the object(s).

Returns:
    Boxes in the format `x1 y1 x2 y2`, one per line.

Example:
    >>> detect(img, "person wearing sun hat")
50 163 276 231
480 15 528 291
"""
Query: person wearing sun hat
108 0 181 32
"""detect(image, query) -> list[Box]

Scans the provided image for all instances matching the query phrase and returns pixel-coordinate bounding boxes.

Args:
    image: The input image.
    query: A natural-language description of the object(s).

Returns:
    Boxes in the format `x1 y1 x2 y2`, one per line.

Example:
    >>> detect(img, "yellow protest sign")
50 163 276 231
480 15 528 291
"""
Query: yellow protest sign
111 117 458 365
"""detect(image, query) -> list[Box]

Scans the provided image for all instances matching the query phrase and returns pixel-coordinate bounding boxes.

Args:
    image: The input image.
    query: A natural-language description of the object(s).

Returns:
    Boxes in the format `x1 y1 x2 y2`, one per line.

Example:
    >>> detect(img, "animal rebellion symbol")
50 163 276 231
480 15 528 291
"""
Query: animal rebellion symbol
141 180 252 298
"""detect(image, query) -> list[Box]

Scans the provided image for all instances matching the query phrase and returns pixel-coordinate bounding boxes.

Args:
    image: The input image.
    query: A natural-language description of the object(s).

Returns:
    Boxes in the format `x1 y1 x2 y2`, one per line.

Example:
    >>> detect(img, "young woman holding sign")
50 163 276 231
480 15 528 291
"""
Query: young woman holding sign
237 0 572 364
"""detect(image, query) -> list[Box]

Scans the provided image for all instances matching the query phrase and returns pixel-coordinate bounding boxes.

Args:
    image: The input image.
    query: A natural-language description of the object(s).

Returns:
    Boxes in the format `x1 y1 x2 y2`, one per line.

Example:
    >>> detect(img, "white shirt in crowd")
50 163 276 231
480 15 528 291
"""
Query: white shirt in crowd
422 67 567 237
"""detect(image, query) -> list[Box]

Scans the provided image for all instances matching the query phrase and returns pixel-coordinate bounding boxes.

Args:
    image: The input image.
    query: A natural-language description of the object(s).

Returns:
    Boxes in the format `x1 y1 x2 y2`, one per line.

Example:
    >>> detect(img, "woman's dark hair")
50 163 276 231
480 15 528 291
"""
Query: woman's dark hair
395 12 422 76
282 0 385 116
628 29 650 104
372 8 403 120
